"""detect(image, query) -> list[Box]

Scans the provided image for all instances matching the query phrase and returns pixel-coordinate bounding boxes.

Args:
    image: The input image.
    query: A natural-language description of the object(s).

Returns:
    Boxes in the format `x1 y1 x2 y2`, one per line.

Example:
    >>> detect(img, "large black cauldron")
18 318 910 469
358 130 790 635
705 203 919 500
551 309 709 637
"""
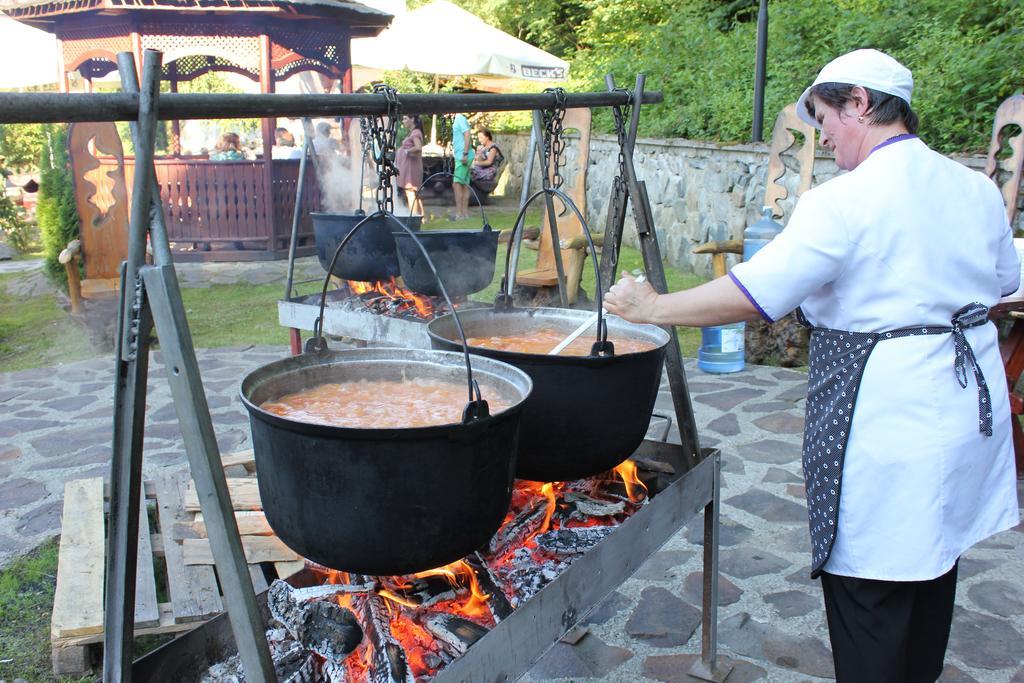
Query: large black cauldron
427 308 668 482
240 347 532 575
393 224 499 297
312 212 422 282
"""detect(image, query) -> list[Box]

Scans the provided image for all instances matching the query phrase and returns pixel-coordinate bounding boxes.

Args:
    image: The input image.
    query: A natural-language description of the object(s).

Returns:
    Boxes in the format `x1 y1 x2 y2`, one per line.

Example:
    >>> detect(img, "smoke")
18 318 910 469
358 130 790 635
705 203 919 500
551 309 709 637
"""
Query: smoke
316 150 369 213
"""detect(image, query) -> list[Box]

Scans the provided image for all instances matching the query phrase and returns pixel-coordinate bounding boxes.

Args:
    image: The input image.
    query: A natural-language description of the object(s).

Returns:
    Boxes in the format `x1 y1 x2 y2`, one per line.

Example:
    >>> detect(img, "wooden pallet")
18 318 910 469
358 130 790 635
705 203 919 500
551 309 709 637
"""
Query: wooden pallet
50 450 301 676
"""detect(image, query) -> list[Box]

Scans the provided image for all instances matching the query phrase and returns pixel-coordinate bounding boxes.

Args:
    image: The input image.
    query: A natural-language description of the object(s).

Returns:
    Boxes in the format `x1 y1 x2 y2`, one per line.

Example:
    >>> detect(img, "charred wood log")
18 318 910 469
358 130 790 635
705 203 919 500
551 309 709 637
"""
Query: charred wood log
535 526 615 556
494 549 568 608
356 593 416 683
487 500 546 557
420 614 489 657
466 552 513 621
268 580 363 664
562 492 625 518
291 582 375 603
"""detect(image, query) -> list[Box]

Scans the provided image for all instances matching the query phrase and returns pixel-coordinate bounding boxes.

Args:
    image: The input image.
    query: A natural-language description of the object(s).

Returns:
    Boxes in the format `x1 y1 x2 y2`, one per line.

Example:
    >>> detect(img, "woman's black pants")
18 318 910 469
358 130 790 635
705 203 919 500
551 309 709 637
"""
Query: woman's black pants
820 562 958 683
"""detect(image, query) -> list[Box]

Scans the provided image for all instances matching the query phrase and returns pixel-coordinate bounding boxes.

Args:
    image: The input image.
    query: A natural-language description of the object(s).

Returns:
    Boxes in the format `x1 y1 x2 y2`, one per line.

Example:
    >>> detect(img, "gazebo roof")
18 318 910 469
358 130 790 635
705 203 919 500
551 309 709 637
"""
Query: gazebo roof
4 0 392 35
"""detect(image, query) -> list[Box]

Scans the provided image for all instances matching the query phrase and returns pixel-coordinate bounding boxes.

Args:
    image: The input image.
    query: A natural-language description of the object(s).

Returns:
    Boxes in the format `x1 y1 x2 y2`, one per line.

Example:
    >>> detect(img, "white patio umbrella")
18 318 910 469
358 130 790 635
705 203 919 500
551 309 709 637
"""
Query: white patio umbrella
0 16 60 90
350 0 569 83
351 0 568 150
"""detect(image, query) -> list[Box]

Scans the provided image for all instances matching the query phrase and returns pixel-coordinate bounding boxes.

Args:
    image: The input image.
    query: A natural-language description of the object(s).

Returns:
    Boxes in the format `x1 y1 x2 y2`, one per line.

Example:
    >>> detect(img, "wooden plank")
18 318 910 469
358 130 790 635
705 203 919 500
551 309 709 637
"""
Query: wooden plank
51 478 106 640
133 493 161 629
154 472 223 623
221 449 256 471
55 602 212 647
516 268 559 287
182 535 301 565
192 510 273 537
183 477 262 512
274 560 306 580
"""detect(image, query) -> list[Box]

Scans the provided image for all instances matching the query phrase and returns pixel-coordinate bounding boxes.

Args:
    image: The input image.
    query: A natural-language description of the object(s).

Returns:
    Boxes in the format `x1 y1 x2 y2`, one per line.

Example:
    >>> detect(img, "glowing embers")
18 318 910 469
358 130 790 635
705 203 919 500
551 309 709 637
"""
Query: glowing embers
248 464 649 683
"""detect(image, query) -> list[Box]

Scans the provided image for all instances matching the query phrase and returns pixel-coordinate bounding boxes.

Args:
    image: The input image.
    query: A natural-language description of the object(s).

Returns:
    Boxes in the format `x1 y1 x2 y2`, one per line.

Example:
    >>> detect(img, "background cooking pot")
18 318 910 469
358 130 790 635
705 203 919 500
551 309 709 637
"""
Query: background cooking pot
393 224 499 297
240 347 532 575
312 211 422 282
427 308 669 482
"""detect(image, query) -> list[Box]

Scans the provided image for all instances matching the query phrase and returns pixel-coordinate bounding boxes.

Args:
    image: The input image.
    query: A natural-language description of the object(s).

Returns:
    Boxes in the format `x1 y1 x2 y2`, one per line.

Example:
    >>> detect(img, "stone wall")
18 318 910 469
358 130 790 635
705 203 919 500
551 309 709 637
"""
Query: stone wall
491 132 1018 279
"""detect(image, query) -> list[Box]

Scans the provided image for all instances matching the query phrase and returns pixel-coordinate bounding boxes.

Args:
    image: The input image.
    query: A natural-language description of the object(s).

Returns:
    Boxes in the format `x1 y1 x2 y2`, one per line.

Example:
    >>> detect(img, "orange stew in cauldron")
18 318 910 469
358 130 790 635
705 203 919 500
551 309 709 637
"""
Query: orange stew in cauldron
466 328 657 356
261 377 512 428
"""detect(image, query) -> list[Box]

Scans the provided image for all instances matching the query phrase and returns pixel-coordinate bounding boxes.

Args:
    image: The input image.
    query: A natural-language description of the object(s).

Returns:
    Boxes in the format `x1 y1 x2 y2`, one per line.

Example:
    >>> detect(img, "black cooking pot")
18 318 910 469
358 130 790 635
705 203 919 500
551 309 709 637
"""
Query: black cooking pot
243 213 533 574
241 348 531 575
427 187 670 482
311 211 422 282
393 172 499 297
393 225 498 297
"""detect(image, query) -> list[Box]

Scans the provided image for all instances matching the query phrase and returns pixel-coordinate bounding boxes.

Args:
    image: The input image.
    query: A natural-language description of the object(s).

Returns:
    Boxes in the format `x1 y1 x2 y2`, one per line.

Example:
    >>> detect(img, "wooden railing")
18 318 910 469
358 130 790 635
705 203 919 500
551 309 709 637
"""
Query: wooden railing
116 157 320 252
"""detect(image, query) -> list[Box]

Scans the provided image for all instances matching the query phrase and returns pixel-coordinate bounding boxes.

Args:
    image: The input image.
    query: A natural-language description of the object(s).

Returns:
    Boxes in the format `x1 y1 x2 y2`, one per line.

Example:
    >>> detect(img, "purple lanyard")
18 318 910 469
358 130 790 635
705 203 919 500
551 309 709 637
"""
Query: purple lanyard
869 132 917 157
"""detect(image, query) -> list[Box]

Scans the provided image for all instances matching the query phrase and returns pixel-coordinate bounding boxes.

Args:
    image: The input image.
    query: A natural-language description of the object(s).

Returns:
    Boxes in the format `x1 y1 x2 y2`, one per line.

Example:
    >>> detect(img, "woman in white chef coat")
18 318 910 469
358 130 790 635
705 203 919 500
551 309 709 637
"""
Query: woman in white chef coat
605 48 1020 682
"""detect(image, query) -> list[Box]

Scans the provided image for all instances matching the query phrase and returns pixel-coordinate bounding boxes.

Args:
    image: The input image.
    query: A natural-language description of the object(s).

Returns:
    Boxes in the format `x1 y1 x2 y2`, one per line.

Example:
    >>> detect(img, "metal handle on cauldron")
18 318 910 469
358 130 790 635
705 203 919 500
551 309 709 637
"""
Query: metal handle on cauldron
497 187 613 357
311 210 490 423
409 171 490 231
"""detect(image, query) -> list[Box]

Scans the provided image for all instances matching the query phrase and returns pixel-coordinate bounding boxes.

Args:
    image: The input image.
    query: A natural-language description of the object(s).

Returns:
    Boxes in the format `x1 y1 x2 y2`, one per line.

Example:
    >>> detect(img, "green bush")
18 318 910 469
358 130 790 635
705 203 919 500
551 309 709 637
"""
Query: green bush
566 0 1024 154
0 193 31 254
36 124 80 289
0 124 46 172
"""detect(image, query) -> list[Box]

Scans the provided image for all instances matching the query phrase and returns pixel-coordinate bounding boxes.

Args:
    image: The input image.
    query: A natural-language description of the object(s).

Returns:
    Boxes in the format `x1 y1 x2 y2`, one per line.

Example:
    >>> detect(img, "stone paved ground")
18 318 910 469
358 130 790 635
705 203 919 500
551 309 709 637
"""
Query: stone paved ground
0 257 1022 681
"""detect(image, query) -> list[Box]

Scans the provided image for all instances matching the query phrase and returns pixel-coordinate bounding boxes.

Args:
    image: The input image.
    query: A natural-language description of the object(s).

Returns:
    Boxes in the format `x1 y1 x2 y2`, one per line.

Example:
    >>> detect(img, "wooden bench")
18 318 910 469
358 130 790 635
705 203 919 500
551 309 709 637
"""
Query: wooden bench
50 450 303 676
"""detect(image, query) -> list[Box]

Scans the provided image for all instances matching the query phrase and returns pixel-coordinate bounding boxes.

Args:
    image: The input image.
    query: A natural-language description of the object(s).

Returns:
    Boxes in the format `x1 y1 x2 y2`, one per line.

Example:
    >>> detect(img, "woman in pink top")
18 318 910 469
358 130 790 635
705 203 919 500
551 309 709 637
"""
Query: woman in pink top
396 115 424 216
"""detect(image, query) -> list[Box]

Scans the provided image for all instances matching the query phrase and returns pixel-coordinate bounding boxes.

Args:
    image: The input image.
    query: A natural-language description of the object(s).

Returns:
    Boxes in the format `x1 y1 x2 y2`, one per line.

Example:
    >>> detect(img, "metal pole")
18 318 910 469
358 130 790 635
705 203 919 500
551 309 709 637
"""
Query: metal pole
752 0 769 142
142 265 275 683
103 48 163 683
508 123 539 287
616 76 702 466
689 451 729 682
597 73 639 298
0 90 664 124
118 50 161 359
532 110 569 308
116 52 173 266
285 119 317 301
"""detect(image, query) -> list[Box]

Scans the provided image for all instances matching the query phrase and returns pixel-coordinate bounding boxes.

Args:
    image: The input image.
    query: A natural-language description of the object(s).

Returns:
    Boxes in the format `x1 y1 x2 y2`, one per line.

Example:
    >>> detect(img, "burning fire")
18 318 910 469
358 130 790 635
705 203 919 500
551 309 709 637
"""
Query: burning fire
309 459 649 681
344 277 437 319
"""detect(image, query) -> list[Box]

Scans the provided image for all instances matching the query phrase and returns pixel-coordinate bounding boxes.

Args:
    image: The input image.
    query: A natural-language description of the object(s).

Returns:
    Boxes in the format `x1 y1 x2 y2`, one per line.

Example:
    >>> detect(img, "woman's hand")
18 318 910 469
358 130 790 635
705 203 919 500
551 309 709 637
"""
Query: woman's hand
604 271 660 323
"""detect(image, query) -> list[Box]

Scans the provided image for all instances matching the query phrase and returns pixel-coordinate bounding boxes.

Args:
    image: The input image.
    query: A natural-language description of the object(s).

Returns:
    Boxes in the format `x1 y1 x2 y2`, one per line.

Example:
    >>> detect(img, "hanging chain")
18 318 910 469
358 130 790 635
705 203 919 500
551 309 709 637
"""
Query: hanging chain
606 89 630 208
369 84 401 213
541 87 567 190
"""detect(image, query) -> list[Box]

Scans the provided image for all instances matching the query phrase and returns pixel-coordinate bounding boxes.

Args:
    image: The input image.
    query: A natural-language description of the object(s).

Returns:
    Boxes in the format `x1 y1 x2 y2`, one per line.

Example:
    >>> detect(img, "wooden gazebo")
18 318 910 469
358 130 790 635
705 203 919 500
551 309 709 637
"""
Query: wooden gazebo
4 0 392 261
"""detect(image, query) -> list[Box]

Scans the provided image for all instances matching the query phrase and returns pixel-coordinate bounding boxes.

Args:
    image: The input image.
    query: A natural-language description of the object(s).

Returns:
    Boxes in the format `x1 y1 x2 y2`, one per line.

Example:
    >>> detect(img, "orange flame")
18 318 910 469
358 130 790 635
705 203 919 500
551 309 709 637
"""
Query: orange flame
614 460 648 502
345 277 436 318
539 483 557 534
378 588 419 609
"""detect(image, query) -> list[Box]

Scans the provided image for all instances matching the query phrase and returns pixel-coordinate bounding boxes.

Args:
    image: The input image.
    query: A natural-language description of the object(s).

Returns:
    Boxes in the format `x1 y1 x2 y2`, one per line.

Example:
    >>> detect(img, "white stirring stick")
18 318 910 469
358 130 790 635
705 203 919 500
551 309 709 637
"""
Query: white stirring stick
547 275 646 355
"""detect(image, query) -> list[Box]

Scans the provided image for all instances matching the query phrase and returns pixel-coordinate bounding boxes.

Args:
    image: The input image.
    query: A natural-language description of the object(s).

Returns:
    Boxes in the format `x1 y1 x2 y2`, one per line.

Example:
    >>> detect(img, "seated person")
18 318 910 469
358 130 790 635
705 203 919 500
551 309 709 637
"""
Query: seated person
272 127 304 160
471 129 504 187
208 132 247 161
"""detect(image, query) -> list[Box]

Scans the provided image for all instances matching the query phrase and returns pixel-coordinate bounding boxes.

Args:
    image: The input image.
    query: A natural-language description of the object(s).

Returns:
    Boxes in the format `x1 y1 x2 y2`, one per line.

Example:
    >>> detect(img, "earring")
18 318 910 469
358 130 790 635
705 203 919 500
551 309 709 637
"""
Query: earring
857 115 864 123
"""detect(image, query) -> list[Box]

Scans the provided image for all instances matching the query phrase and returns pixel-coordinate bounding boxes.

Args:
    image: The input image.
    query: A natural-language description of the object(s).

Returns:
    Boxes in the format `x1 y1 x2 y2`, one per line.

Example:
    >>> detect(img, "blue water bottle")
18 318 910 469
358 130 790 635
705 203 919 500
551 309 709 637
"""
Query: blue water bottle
743 206 783 261
697 322 746 373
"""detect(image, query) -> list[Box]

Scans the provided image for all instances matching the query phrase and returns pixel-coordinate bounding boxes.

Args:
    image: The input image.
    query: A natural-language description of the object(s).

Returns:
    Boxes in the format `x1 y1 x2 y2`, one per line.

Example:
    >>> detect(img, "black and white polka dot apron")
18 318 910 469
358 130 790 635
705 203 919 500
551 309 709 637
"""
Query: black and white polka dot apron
797 302 993 578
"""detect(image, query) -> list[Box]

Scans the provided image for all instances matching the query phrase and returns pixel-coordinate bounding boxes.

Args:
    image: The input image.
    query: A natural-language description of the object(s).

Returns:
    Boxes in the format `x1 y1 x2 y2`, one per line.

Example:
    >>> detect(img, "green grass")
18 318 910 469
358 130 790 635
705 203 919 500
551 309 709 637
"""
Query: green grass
0 205 708 371
0 539 93 682
0 272 96 373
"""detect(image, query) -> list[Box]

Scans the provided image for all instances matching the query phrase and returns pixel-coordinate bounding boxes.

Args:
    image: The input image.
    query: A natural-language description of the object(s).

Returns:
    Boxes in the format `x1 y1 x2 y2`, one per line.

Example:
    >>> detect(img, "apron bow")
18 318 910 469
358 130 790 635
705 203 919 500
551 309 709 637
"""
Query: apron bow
950 302 992 436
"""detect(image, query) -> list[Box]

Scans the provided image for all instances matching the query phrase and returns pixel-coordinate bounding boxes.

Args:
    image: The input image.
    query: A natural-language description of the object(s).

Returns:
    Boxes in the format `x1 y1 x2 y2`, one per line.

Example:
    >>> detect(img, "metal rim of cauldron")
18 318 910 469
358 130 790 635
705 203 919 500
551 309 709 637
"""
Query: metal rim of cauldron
239 347 534 574
425 306 671 367
240 347 533 438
